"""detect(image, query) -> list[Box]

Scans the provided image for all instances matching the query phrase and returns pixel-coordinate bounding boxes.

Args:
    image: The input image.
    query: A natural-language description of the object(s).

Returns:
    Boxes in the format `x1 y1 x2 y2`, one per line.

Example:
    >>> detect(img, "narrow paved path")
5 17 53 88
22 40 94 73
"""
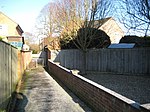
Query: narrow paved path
14 66 92 112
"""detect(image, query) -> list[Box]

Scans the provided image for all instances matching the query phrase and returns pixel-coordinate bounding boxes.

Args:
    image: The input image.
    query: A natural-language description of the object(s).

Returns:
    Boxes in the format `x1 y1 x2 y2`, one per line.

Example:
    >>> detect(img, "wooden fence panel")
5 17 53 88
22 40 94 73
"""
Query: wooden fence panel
0 41 32 110
0 41 18 109
49 48 150 75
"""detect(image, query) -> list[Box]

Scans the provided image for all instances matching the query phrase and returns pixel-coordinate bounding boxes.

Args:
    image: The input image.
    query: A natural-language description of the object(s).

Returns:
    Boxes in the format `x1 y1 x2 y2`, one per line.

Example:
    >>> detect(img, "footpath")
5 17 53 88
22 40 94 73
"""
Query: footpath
13 66 92 112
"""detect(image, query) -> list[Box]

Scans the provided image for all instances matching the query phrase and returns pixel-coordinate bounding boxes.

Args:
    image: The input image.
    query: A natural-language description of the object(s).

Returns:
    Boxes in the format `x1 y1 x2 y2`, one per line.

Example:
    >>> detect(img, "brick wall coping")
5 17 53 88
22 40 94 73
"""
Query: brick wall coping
49 60 141 109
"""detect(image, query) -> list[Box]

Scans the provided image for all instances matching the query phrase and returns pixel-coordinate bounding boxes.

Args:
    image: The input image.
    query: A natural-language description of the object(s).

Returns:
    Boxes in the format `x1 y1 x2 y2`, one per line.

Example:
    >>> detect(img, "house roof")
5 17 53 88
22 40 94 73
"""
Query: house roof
97 17 124 34
108 43 135 48
0 11 24 33
17 25 24 34
7 36 22 38
98 17 112 24
92 17 112 28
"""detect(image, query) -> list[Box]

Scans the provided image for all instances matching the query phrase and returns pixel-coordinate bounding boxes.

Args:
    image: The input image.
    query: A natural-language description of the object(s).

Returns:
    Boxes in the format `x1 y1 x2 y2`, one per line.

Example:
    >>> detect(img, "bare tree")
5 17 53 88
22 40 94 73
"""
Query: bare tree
34 2 62 51
23 32 36 44
58 0 113 50
35 0 113 74
56 0 113 74
118 0 150 36
73 0 112 51
35 2 59 39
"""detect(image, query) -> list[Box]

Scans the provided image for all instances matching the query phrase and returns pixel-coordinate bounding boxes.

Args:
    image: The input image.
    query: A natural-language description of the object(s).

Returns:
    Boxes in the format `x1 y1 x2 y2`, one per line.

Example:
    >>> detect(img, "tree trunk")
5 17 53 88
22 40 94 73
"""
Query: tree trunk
81 51 87 75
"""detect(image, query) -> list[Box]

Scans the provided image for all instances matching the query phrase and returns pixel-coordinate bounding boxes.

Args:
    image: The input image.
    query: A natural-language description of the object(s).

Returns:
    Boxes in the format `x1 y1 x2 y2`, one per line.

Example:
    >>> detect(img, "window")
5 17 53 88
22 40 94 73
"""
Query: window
9 42 23 48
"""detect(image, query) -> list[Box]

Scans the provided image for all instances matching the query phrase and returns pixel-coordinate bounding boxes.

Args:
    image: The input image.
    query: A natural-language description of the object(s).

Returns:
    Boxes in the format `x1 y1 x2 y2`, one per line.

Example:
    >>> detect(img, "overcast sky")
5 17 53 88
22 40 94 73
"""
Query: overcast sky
0 0 53 32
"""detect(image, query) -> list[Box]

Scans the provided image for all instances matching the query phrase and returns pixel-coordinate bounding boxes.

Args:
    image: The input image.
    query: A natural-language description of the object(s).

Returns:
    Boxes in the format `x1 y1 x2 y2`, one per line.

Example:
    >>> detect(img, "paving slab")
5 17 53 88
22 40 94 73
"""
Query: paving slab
14 67 92 112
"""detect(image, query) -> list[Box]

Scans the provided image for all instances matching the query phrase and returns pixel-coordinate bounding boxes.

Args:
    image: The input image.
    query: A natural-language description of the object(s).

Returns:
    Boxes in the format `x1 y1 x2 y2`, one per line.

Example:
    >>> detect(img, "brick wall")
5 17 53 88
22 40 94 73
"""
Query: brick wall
18 51 32 80
48 60 149 112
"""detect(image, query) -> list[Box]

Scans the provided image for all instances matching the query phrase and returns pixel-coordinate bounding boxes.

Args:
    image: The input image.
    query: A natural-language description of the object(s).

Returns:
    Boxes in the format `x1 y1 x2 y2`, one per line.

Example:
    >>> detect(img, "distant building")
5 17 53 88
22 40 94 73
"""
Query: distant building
96 17 124 43
0 12 24 50
61 17 124 46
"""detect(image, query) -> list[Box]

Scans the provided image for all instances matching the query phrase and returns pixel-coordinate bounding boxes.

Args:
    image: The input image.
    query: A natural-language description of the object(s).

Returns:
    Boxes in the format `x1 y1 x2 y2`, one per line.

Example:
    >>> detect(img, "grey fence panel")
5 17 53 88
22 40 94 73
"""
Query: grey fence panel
51 50 84 70
0 41 18 109
1 42 5 108
5 43 9 100
8 45 11 97
78 50 84 70
0 42 3 106
0 43 1 105
50 48 150 75
11 46 18 92
98 48 150 75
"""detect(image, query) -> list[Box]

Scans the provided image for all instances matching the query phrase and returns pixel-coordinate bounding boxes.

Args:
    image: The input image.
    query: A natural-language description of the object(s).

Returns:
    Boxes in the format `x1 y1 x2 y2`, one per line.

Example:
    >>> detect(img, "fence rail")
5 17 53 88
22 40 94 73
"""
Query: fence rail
49 48 150 75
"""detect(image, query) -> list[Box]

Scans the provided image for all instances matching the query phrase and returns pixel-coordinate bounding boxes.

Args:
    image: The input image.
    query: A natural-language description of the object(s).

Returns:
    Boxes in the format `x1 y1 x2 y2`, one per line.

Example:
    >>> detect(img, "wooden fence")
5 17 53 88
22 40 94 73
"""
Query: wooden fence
0 41 32 110
0 41 18 110
49 48 150 75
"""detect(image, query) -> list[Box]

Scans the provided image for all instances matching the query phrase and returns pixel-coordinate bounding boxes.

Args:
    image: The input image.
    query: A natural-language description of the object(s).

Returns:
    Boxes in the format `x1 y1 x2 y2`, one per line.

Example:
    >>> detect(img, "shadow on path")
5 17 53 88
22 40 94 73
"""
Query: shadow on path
13 93 28 112
11 66 92 112
44 67 92 112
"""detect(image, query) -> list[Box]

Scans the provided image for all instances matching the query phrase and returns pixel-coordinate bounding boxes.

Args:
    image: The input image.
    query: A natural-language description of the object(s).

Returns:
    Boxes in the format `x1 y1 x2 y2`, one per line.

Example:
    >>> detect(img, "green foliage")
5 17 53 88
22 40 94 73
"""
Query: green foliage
60 25 78 49
145 36 150 38
0 36 7 42
0 36 3 41
32 50 38 54
0 109 6 112
120 35 150 47
60 28 111 49
60 31 76 47
28 44 39 54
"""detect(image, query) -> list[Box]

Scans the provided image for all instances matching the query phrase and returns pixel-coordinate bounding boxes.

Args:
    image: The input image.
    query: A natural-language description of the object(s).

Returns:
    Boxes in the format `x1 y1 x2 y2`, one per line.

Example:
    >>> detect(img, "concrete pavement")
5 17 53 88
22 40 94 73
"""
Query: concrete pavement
13 67 92 112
